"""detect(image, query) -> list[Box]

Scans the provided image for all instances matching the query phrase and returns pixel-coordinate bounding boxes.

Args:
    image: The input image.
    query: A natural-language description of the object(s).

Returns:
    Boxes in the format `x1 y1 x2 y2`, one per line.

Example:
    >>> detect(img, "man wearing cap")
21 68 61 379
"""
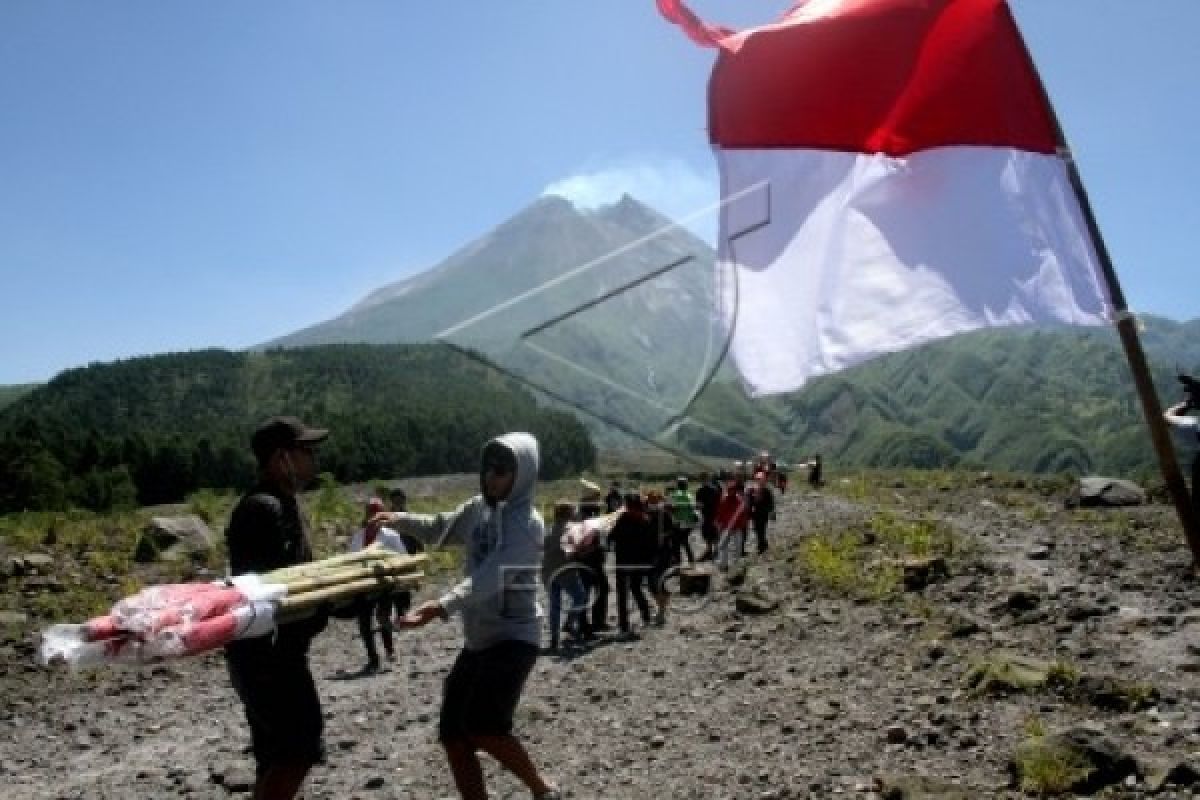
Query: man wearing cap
224 415 330 800
377 432 561 800
347 497 408 674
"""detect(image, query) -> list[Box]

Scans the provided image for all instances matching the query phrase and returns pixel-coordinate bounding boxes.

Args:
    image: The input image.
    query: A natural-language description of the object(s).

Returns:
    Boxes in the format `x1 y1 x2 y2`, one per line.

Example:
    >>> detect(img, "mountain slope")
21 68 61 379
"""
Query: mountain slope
267 194 1200 477
270 193 728 449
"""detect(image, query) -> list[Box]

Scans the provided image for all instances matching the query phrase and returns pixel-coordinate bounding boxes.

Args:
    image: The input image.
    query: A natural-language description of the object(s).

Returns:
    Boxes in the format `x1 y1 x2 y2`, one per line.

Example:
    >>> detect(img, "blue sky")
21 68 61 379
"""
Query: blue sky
1 0 1197 384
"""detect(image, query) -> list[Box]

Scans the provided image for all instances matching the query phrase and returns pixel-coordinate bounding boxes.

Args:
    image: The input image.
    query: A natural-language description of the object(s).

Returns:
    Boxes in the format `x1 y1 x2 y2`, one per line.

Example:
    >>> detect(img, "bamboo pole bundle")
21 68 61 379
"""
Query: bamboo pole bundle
280 560 425 596
263 548 426 584
264 548 428 623
276 573 423 623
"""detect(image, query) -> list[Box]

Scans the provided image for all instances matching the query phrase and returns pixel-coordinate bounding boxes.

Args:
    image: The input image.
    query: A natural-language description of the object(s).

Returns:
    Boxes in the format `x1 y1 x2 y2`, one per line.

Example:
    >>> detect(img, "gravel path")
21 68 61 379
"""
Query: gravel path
4 479 1200 798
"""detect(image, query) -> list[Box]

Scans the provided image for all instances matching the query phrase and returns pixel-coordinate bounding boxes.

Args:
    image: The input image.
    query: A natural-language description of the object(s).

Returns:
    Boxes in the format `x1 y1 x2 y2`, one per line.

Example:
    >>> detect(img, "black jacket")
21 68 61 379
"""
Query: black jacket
608 512 657 566
225 482 326 661
749 485 775 523
694 483 720 519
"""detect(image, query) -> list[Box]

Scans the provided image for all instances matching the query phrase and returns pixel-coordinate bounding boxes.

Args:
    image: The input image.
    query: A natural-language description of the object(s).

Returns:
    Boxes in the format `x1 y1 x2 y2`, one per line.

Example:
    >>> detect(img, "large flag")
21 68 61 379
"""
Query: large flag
659 0 1113 396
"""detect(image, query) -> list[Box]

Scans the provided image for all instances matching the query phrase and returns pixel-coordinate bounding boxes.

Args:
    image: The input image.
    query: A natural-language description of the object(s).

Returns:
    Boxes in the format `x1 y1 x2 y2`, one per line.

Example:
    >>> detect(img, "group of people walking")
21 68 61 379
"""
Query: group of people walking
223 414 814 800
538 458 787 650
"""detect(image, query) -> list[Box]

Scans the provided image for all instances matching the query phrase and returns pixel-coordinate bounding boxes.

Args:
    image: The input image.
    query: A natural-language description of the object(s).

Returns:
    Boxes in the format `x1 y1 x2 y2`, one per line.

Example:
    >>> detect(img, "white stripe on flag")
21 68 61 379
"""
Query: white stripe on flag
717 146 1111 396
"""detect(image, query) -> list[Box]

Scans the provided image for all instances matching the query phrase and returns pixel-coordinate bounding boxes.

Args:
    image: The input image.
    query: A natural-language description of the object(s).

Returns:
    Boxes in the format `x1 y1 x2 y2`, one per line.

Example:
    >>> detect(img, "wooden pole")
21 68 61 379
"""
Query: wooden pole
1007 5 1200 564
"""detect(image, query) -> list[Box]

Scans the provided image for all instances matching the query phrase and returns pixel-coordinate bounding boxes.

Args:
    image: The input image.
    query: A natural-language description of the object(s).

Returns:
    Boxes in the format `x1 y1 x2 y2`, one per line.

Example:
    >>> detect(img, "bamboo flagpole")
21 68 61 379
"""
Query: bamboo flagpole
1007 4 1200 564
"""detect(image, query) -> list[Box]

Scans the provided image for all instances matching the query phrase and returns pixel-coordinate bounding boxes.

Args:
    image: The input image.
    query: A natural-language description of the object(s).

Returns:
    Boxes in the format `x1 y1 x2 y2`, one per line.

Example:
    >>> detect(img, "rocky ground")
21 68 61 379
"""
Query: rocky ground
3 473 1200 799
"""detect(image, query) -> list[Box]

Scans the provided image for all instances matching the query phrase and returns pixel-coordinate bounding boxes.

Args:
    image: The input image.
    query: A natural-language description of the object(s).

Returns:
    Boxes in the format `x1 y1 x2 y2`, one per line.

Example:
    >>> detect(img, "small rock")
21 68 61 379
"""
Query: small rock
1005 589 1042 612
735 591 779 615
879 775 972 799
902 557 949 591
1144 758 1200 792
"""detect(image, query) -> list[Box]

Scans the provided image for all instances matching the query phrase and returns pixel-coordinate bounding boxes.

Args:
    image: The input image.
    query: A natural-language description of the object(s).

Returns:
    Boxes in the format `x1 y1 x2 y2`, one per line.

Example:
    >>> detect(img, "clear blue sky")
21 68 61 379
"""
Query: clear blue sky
1 0 1196 384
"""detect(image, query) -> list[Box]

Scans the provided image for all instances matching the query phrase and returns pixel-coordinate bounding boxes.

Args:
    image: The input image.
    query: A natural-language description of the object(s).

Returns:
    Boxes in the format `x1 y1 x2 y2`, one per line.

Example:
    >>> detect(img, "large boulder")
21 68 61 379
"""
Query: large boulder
7 553 55 577
135 516 215 563
1071 477 1145 508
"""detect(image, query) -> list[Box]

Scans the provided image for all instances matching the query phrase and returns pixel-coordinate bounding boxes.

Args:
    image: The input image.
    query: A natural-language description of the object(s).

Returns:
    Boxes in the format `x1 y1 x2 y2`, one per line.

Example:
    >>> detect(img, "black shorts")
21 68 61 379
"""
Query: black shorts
226 652 324 774
439 640 538 743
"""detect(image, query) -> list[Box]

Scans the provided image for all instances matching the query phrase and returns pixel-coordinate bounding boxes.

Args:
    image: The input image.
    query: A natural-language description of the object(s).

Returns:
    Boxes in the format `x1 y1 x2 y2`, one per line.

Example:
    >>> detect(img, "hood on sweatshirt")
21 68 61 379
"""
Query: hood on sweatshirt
479 432 539 510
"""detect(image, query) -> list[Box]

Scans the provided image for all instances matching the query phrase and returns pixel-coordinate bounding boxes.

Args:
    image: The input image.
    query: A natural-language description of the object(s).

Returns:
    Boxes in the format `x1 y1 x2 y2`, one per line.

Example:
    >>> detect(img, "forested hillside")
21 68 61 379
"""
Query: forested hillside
0 345 595 512
0 384 36 412
769 326 1199 477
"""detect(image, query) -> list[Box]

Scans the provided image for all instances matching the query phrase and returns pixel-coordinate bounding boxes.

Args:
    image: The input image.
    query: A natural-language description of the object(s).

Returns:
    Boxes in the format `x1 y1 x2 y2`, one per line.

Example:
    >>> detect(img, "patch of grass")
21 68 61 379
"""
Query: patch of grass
187 489 235 528
1121 682 1158 710
1014 738 1090 796
797 510 966 601
310 473 358 527
1046 659 1081 688
800 533 860 593
1024 504 1051 523
965 653 1054 696
796 532 903 600
1023 714 1047 739
829 472 876 503
869 511 959 558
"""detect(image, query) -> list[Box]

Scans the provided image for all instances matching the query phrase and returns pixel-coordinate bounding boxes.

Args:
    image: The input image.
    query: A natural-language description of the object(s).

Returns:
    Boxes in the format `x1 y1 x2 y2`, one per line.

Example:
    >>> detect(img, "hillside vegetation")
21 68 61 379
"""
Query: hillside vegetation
683 323 1200 478
0 344 596 513
0 384 37 412
2 320 1197 515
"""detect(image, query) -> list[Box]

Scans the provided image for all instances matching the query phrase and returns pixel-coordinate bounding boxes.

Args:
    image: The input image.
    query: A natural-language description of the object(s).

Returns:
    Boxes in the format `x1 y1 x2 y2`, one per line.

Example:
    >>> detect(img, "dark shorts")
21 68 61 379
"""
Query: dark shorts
226 652 324 774
439 640 538 743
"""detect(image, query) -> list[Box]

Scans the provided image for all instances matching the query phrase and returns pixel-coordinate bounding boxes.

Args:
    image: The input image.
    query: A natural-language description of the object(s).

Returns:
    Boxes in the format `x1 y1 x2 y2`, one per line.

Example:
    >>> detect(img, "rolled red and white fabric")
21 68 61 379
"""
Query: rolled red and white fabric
40 576 286 667
561 513 618 556
659 0 1113 396
38 548 425 668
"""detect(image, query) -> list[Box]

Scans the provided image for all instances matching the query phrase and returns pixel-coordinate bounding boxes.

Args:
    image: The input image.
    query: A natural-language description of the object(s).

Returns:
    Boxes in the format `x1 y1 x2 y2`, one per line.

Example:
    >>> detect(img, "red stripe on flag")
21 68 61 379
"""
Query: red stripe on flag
708 0 1058 155
656 0 736 48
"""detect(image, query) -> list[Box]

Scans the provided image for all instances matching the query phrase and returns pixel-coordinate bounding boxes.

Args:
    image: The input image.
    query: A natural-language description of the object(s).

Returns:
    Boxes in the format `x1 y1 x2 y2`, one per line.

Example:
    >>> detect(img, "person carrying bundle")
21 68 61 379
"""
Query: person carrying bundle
608 491 656 637
347 497 409 674
645 489 677 626
542 500 591 652
224 416 331 800
375 433 561 800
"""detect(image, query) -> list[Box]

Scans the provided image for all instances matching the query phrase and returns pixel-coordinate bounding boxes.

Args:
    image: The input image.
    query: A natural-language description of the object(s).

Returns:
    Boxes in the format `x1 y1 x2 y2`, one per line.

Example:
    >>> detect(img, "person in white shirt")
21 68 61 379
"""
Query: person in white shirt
1165 394 1200 519
348 497 408 673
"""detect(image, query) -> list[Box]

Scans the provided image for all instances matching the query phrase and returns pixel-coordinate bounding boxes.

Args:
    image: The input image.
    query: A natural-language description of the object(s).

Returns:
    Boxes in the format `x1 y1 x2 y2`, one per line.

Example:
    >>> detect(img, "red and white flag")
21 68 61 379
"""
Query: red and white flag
659 0 1113 396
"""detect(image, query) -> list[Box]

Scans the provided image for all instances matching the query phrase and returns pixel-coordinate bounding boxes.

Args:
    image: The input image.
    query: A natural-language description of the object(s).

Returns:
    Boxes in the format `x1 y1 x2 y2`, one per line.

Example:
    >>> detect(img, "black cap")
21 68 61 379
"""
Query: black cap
252 416 328 464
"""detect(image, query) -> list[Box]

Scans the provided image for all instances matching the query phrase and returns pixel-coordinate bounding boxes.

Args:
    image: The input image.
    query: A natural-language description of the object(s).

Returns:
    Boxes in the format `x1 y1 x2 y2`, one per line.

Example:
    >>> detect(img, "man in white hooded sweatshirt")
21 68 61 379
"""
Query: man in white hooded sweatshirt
378 432 560 800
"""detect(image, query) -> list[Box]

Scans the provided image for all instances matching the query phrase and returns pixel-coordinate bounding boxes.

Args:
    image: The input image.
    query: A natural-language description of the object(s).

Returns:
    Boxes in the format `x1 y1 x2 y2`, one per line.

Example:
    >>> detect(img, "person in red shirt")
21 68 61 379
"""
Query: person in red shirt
713 472 749 572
